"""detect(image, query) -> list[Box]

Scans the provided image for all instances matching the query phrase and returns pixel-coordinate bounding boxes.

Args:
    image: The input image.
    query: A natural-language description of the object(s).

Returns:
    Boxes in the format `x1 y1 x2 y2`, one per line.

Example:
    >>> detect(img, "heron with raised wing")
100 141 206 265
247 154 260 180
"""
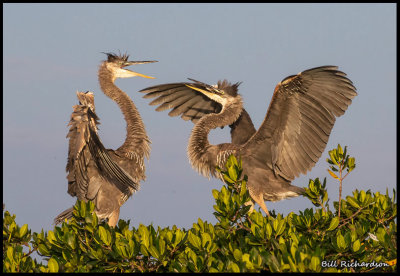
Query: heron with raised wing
139 66 357 215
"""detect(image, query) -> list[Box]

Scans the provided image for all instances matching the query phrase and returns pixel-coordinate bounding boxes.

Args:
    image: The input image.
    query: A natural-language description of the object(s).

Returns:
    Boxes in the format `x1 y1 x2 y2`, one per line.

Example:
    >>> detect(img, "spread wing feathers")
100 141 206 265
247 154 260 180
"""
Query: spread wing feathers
66 92 139 201
139 83 221 123
244 66 357 180
230 109 257 145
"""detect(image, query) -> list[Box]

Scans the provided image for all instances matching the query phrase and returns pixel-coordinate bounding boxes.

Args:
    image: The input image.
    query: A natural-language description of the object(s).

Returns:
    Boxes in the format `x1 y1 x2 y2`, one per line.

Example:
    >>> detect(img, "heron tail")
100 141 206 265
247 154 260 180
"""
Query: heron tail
290 186 306 196
54 207 74 225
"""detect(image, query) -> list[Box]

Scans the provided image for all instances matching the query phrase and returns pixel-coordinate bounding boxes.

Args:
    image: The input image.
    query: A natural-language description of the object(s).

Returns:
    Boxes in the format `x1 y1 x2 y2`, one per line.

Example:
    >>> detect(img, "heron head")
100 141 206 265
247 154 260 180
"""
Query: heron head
76 91 95 111
102 52 157 79
185 78 242 106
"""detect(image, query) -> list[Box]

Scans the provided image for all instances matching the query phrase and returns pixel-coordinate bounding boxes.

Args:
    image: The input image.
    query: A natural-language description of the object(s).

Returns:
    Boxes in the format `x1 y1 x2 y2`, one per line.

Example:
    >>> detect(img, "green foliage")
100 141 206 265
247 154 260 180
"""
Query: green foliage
325 144 357 219
327 144 356 175
3 147 397 272
3 209 42 272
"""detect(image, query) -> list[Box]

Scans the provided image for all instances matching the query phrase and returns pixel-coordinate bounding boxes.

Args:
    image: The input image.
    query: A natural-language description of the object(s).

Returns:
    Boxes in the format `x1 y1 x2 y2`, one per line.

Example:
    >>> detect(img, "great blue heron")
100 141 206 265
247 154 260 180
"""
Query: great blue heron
139 66 357 215
54 53 157 226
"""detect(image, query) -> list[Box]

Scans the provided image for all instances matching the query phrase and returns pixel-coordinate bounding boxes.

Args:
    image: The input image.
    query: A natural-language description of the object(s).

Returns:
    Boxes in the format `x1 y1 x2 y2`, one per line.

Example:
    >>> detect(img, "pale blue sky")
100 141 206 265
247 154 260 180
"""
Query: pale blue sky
3 3 396 237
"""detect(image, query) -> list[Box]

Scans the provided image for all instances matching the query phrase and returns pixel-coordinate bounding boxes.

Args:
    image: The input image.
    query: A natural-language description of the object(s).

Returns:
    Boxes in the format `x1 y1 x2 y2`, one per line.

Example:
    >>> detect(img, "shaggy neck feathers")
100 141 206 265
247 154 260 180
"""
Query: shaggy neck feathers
187 96 243 177
98 63 150 159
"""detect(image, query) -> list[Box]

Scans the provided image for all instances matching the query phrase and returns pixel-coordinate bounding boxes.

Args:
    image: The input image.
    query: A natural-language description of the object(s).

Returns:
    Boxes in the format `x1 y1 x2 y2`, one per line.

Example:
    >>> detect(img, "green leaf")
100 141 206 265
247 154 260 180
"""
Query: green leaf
337 144 343 156
233 249 242 261
223 174 235 184
267 254 280 272
48 257 59 272
352 239 361 252
201 232 212 250
6 247 14 262
188 231 202 250
38 244 50 256
186 248 197 266
337 234 346 250
310 256 320 271
80 200 86 217
242 253 254 269
328 150 338 166
275 220 286 236
322 190 328 205
272 217 281 232
359 190 366 203
346 196 360 209
98 226 111 246
240 181 247 197
140 244 149 257
197 217 204 231
148 245 160 259
327 217 339 231
347 157 355 172
376 227 387 244
47 230 56 243
158 238 166 256
19 224 28 238
138 224 150 248
266 223 273 239
227 165 238 181
66 232 76 249
228 262 240 272
227 154 238 168
212 189 219 199
288 255 297 272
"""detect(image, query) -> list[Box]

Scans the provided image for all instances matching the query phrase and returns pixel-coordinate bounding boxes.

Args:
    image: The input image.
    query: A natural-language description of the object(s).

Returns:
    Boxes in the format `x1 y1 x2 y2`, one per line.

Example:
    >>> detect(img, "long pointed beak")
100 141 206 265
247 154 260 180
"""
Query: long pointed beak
130 71 156 79
125 60 158 65
123 60 158 79
185 84 224 100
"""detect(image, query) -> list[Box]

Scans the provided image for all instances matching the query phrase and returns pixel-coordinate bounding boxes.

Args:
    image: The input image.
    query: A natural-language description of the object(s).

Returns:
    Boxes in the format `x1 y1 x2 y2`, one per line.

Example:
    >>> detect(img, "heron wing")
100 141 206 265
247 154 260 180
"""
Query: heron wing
66 92 138 201
229 109 257 145
243 66 357 181
139 83 222 123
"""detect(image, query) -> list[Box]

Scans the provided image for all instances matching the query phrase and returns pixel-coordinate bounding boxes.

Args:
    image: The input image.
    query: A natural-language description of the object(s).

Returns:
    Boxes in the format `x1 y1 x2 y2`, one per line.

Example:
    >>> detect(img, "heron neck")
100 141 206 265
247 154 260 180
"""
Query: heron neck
98 63 150 159
188 97 243 175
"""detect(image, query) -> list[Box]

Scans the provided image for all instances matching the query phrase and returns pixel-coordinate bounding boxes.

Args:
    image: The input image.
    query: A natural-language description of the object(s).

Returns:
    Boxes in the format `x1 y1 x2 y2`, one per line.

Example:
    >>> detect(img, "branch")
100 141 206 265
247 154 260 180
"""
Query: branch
338 207 365 228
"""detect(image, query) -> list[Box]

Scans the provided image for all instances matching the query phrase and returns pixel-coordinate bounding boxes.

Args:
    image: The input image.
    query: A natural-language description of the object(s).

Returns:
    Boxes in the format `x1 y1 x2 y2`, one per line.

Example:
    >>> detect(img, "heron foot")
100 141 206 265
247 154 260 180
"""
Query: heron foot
252 193 270 216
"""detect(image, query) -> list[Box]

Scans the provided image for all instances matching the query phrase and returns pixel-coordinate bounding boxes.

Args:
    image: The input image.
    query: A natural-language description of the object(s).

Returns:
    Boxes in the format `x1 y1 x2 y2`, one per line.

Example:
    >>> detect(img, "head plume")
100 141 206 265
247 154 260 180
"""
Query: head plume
217 80 242 96
102 51 130 63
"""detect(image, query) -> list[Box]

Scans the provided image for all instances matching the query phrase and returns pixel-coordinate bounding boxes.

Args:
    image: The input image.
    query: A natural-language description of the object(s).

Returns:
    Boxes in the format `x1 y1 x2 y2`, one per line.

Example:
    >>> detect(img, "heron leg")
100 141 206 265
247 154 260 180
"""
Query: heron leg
252 193 270 216
107 208 120 227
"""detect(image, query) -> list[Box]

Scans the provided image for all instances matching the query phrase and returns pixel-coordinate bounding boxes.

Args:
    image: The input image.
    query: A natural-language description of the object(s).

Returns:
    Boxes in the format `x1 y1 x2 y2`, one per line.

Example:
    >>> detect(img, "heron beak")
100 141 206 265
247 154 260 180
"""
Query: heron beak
185 84 224 104
185 84 224 97
122 60 158 79
125 60 158 66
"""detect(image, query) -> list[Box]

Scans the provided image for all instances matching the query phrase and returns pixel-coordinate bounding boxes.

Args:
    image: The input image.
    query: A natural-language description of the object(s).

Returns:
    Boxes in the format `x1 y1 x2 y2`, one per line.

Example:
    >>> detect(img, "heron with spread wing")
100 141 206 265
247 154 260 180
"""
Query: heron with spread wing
54 53 157 226
139 66 357 215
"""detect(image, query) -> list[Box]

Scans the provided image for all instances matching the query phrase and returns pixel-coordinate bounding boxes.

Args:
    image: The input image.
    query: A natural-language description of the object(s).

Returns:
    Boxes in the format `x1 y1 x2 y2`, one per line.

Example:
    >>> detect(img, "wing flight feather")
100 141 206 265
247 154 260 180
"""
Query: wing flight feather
66 92 139 201
243 66 357 180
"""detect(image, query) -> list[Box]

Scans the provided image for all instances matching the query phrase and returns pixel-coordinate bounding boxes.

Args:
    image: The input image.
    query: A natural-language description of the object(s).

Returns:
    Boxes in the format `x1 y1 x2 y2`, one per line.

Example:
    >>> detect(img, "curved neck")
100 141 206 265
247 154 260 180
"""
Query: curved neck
98 63 150 159
188 97 243 176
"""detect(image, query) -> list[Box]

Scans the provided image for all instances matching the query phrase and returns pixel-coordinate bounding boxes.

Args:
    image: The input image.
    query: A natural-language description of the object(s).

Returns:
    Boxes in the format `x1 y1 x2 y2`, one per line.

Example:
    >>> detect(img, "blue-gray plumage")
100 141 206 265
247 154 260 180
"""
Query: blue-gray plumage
139 66 357 215
54 53 156 226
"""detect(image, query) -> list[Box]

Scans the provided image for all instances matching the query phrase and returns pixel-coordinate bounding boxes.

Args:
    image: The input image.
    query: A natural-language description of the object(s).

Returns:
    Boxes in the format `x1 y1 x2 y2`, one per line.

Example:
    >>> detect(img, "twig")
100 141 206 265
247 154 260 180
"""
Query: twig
338 207 365 228
317 197 327 213
338 161 343 219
